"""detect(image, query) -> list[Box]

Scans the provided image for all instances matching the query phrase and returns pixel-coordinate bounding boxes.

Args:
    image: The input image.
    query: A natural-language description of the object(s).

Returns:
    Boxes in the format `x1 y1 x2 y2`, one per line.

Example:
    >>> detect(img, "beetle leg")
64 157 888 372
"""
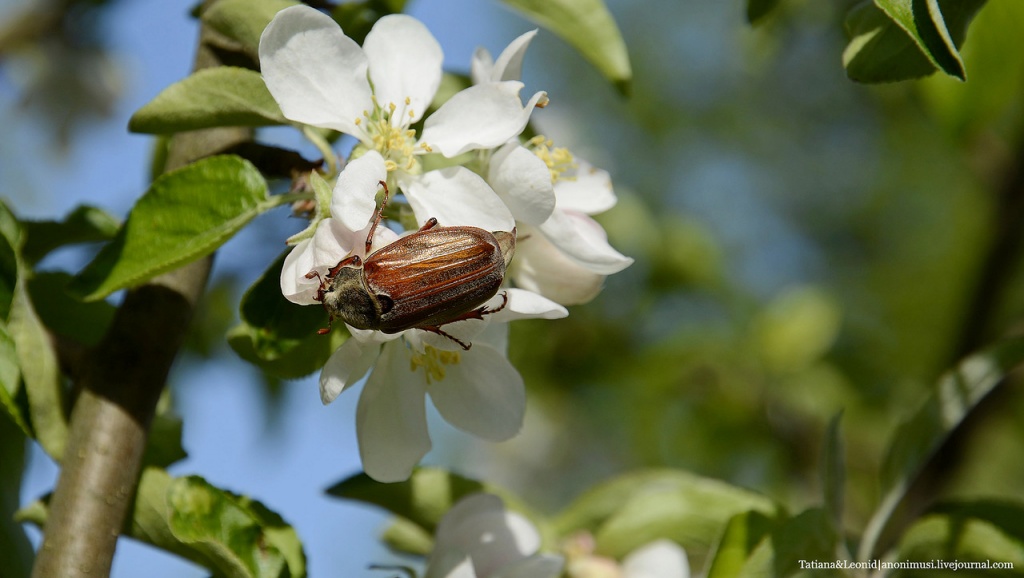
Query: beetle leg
365 180 390 253
419 325 472 350
317 318 334 335
326 255 361 278
418 292 509 350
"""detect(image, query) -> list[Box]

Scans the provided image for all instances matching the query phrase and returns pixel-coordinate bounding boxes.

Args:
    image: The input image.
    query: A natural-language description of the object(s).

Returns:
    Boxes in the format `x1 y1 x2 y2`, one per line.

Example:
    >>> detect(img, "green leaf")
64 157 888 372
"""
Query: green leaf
379 517 433 556
8 275 66 460
0 202 20 321
821 411 845 534
843 0 987 83
328 468 545 556
227 252 347 379
331 0 410 46
858 336 1024 560
69 155 278 301
20 205 120 266
327 468 491 532
875 0 987 80
27 272 115 347
129 68 287 134
919 0 1024 137
0 323 30 437
705 511 776 578
734 509 836 578
554 469 778 569
747 0 783 24
142 393 187 469
202 0 301 58
500 0 632 94
167 475 306 578
0 401 33 578
898 500 1024 572
20 468 306 578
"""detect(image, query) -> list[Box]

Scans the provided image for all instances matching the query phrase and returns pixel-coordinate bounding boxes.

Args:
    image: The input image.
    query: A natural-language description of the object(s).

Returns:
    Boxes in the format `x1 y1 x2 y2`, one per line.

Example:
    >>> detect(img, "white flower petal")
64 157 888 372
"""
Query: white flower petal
488 142 555 225
280 218 358 304
539 210 633 275
420 82 545 157
512 230 605 305
332 150 388 232
404 168 515 231
363 14 442 123
490 30 537 83
555 158 617 214
471 315 510 354
487 288 568 322
319 338 379 404
425 549 477 578
622 540 689 578
259 5 372 134
493 555 564 578
356 343 430 482
427 343 525 441
470 46 494 86
434 494 540 577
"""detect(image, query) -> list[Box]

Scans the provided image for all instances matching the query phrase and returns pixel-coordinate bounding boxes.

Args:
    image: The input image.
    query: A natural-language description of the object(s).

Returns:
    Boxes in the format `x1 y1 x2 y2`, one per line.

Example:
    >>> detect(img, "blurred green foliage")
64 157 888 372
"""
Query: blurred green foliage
6 0 1024 574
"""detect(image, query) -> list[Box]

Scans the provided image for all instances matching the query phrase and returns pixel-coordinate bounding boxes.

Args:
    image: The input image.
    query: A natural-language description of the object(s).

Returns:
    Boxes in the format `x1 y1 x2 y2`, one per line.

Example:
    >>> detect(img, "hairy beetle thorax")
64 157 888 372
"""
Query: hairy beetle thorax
323 266 387 330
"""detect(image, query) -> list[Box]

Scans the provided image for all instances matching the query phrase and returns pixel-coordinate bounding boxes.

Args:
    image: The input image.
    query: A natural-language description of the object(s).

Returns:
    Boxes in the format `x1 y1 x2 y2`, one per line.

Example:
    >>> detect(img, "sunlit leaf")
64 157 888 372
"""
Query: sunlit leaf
843 0 987 83
202 0 301 58
554 469 778 568
898 500 1024 572
69 156 281 301
705 511 776 578
8 276 66 460
19 468 307 578
129 68 287 134
0 324 30 437
734 509 836 577
500 0 632 94
858 336 1024 559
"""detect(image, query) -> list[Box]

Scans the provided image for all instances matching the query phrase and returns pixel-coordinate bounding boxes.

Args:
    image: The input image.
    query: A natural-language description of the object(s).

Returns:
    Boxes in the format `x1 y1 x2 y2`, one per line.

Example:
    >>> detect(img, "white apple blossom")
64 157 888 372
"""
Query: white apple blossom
279 150 565 482
426 493 563 578
259 4 545 215
261 5 548 301
472 34 633 305
564 534 689 578
486 137 633 305
322 287 565 482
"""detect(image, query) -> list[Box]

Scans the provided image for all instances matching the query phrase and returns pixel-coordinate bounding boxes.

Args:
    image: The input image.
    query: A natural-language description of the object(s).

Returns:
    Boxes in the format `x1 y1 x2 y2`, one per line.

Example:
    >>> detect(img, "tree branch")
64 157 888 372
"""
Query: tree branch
30 3 251 576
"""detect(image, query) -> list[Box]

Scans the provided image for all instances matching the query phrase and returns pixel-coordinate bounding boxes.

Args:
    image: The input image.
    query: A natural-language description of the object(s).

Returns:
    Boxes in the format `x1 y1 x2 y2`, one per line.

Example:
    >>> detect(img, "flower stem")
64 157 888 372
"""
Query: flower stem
303 125 339 178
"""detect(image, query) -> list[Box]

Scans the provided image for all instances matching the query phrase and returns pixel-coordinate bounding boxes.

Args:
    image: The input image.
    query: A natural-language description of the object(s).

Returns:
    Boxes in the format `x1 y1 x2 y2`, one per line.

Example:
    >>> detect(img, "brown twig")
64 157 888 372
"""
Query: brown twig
29 3 251 576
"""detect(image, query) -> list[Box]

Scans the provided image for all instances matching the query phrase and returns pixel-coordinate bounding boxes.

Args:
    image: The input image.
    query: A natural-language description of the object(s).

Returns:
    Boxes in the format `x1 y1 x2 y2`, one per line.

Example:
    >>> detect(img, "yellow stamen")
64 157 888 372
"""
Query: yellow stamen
409 346 461 384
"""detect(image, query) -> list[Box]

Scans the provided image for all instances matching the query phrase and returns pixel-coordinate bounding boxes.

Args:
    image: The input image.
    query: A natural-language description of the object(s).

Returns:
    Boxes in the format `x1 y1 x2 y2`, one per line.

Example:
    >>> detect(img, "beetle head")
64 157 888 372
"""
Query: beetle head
322 266 386 330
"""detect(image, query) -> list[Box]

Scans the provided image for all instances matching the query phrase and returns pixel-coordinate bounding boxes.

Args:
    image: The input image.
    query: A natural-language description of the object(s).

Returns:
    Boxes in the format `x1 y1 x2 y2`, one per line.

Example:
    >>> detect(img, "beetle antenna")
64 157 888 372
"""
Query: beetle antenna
366 180 390 254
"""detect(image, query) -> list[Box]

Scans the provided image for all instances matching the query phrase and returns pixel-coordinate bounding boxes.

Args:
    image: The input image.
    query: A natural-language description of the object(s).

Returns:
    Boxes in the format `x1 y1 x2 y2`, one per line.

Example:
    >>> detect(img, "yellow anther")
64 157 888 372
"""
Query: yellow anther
528 135 576 183
410 346 462 384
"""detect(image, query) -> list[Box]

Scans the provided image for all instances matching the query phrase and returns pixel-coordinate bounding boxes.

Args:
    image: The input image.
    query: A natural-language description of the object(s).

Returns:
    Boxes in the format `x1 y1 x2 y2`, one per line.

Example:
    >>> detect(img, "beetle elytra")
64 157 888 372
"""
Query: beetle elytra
306 181 515 350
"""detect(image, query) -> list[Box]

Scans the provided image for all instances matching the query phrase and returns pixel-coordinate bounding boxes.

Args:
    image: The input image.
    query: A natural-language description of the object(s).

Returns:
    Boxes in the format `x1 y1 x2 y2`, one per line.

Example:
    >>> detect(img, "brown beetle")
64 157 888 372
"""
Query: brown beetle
306 181 515 350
